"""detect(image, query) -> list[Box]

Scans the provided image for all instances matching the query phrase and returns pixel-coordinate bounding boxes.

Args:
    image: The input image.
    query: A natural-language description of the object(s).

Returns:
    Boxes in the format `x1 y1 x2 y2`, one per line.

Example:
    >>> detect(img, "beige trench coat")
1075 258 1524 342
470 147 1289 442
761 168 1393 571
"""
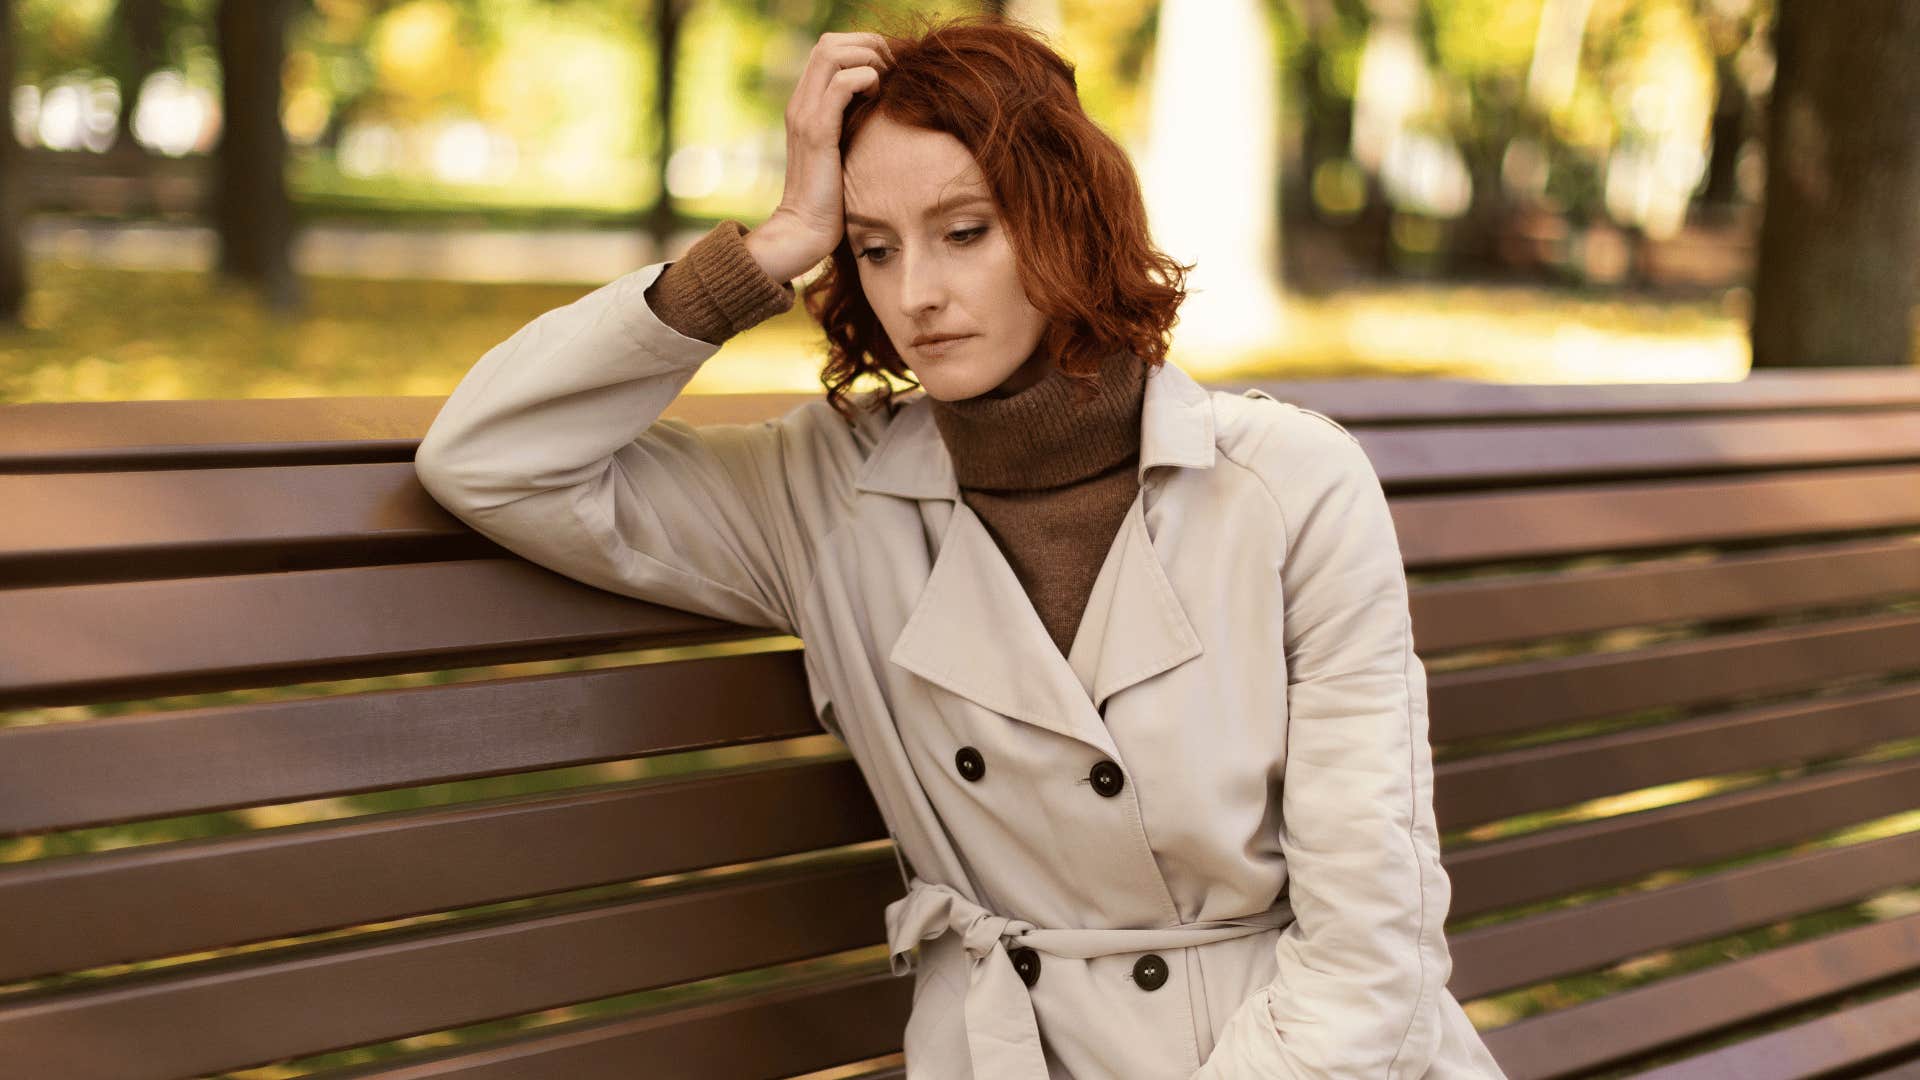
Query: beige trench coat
414 258 1511 1080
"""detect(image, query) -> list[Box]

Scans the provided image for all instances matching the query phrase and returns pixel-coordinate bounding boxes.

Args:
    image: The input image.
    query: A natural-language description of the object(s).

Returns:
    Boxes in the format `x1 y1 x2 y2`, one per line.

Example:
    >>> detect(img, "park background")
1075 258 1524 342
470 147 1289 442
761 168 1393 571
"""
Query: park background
1 0 1914 407
1 2 1917 1077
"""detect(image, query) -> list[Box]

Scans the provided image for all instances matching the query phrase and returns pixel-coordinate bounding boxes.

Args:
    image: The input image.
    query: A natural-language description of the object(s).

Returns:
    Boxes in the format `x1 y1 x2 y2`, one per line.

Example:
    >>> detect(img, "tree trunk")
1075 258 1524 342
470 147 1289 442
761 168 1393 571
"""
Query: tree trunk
1750 0 1920 368
212 0 301 313
0 0 25 325
112 0 167 154
644 0 689 256
1698 51 1748 209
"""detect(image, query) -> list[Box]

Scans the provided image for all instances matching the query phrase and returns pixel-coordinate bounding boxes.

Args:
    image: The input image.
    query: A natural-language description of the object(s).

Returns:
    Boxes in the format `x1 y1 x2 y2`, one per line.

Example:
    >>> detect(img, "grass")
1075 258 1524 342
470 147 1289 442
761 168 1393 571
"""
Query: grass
0 259 1768 405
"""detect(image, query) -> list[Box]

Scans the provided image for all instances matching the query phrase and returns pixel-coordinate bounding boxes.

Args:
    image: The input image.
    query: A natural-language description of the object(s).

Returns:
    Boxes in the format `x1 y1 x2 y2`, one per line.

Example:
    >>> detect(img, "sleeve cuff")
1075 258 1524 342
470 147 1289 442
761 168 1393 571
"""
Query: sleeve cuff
645 219 798 345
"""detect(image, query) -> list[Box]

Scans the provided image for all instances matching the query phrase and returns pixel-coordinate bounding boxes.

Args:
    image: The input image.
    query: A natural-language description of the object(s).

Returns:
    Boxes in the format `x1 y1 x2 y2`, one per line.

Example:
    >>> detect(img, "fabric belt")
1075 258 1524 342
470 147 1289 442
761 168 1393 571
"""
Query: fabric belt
885 877 1296 1080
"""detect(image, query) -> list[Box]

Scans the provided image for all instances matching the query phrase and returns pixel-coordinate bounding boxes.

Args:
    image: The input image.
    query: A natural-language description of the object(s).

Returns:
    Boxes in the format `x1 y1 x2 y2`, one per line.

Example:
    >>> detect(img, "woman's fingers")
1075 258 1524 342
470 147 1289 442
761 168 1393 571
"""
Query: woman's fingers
796 44 889 117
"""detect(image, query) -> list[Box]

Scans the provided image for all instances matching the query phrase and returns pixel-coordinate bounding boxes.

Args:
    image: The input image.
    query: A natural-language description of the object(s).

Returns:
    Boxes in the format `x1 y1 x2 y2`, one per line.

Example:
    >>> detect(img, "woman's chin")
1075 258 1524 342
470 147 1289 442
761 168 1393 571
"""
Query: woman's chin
913 363 1003 402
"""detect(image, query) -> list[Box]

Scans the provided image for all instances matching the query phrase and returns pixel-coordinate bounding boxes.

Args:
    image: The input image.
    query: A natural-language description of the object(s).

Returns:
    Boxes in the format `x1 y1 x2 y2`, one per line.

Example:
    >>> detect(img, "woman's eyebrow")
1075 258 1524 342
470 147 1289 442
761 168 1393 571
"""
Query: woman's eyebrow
845 194 994 229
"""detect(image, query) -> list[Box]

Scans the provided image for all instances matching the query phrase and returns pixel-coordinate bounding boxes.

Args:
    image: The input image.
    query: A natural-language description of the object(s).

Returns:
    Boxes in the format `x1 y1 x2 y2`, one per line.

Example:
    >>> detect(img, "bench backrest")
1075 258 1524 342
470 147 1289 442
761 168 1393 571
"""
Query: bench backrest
2 369 1918 1080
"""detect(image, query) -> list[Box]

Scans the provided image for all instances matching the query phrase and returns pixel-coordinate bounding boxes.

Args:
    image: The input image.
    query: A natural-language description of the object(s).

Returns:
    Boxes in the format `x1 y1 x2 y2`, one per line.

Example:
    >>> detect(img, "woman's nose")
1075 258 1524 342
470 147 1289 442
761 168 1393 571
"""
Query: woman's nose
895 246 950 315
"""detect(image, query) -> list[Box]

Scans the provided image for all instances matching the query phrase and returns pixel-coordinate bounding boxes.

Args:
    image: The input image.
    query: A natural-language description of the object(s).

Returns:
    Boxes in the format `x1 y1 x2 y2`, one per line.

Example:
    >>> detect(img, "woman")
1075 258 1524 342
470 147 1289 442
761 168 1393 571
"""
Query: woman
414 13 1509 1080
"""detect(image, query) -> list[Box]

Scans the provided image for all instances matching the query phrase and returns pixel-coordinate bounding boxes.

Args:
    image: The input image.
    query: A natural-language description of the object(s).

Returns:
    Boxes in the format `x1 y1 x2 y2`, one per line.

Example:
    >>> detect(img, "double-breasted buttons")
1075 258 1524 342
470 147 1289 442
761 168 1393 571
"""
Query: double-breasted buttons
1132 953 1169 991
1009 946 1041 988
955 746 985 782
1089 758 1125 797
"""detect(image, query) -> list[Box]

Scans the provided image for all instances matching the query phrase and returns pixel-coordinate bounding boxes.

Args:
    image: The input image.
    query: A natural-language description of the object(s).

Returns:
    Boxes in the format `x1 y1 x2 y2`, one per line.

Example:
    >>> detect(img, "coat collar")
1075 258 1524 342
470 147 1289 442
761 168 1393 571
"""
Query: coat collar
853 358 1217 501
876 359 1217 752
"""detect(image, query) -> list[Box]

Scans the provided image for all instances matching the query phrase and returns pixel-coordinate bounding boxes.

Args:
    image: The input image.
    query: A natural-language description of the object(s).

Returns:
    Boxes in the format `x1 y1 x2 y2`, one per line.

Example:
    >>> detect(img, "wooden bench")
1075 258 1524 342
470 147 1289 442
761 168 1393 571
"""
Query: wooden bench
3 368 1919 1080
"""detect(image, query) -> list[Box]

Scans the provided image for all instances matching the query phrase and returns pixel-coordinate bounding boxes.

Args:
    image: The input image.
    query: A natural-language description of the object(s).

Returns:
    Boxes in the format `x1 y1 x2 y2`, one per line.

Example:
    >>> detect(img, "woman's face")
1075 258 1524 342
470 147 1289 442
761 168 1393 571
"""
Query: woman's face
842 115 1052 401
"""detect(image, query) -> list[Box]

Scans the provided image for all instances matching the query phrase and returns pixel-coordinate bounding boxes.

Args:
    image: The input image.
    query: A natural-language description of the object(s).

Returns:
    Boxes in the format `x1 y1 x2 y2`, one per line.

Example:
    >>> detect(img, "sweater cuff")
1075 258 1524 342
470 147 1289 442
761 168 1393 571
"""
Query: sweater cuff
644 219 798 345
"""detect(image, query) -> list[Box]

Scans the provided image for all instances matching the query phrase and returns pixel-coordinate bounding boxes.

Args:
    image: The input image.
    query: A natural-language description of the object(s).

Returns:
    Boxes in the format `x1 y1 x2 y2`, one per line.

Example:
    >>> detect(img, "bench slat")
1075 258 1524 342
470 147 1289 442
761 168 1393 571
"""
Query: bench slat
1412 535 1920 653
5 539 1915 715
0 394 808 472
1431 612 1920 742
1239 369 1920 422
0 559 770 710
0 462 493 586
1449 756 1920 918
0 650 820 835
1395 464 1920 567
1436 683 1920 829
0 758 883 982
329 968 913 1079
0 855 903 1080
7 437 1918 589
8 740 1910 984
9 370 1919 470
1622 982 1920 1080
7 574 1914 759
1480 911 1920 1080
1449 830 1920 999
1361 409 1920 489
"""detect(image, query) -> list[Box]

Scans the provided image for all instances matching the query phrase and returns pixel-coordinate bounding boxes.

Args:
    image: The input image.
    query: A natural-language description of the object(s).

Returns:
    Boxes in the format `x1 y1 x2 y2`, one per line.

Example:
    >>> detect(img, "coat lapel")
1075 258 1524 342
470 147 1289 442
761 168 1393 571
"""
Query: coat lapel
862 361 1219 753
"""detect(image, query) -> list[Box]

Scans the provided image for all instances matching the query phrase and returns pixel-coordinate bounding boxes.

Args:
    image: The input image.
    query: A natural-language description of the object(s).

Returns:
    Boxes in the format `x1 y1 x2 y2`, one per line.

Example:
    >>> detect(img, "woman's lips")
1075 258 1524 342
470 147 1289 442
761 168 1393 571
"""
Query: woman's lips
916 335 975 355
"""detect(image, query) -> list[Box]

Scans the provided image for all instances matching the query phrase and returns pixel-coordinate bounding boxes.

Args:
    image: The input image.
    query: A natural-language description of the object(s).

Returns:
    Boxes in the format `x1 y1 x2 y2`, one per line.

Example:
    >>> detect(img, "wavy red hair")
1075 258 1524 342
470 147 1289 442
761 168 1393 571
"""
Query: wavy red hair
805 11 1192 426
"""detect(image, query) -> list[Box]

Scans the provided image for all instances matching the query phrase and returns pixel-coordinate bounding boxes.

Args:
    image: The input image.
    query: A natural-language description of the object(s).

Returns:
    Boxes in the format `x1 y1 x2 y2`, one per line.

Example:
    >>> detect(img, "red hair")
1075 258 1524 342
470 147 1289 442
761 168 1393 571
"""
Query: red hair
806 11 1192 426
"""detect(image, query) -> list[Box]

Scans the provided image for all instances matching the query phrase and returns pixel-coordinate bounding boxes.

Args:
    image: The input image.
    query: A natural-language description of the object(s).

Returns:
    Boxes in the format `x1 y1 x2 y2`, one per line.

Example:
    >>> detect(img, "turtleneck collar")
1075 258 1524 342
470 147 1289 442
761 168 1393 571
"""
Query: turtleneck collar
926 349 1149 492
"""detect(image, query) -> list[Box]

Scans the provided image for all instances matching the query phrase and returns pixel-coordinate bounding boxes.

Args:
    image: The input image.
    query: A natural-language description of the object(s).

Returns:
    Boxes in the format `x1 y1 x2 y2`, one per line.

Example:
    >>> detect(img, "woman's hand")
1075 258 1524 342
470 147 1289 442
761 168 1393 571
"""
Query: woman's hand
745 31 896 284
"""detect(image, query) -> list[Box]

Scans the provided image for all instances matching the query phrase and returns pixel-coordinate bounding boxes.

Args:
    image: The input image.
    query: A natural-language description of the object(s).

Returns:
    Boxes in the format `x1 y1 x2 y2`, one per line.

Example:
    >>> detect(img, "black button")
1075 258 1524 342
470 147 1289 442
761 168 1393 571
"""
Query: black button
1089 759 1125 797
955 746 985 782
1132 953 1169 991
1010 946 1041 987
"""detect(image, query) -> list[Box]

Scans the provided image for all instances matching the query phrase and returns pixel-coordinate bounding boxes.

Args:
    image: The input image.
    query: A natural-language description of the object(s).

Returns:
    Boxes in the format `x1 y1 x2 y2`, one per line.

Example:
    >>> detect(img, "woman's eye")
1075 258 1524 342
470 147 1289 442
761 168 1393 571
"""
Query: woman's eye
856 227 988 265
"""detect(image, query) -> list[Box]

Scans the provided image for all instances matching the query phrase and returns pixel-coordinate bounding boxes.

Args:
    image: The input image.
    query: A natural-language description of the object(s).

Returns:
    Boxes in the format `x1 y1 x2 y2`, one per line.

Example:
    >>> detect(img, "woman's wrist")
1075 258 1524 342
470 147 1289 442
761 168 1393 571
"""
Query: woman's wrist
744 215 829 285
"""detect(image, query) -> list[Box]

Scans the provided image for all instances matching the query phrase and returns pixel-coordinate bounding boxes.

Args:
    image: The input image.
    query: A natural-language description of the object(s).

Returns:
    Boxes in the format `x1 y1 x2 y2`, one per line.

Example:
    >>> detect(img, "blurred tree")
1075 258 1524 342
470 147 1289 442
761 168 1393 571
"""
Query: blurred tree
1750 0 1919 367
0 0 23 325
1421 0 1540 276
100 0 172 159
213 0 301 312
645 0 690 250
1689 0 1765 213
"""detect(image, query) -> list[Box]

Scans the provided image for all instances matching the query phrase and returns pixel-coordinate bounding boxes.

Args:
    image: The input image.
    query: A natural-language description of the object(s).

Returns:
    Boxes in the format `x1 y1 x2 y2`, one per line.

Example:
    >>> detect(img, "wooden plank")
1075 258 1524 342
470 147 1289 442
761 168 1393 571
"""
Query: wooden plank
1447 756 1920 918
1394 464 1920 568
1235 368 1920 423
0 855 904 1080
1429 611 1920 742
324 969 911 1079
0 758 884 982
1410 535 1920 653
11 434 1920 590
1354 410 1920 490
1620 982 1920 1080
1479 911 1920 1080
1435 683 1920 829
0 559 774 710
0 394 817 472
9 369 1920 469
0 462 492 586
1449 831 1920 999
0 650 822 835
5 538 1916 717
0 396 444 472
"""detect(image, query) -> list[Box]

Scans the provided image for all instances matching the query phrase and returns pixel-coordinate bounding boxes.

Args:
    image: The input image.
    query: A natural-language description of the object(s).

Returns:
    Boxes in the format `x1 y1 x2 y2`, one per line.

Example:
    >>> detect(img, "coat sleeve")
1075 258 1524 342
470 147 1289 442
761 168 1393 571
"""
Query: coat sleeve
413 259 841 639
1194 404 1454 1080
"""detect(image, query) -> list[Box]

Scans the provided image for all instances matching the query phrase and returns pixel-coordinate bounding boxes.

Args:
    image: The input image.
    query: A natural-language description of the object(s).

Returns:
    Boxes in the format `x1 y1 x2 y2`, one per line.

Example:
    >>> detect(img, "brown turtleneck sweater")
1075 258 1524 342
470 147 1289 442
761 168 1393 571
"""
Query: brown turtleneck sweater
642 219 1148 659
